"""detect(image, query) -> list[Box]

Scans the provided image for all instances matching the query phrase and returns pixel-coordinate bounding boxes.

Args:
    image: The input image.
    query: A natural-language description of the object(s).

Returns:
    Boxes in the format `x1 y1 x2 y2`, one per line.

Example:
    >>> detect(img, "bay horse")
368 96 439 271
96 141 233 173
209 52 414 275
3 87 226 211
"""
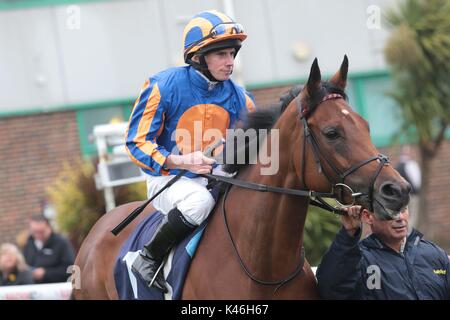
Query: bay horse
73 56 410 299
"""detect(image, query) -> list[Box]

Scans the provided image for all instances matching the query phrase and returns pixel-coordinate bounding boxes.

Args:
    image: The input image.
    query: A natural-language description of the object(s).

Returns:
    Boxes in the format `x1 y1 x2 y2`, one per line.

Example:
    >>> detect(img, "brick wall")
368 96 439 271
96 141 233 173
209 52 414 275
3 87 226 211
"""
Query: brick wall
252 85 294 108
0 111 80 245
425 143 450 248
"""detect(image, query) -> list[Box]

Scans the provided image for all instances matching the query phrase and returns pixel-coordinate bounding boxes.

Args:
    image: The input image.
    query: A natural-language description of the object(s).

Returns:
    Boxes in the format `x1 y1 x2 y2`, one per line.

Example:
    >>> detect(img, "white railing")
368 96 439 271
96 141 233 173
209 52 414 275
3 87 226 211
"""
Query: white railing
0 282 72 300
0 268 317 300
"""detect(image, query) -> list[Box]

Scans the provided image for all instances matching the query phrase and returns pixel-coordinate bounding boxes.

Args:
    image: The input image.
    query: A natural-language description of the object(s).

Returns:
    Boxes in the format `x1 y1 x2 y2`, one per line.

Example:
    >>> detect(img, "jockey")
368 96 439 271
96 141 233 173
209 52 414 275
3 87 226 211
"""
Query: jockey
126 9 255 293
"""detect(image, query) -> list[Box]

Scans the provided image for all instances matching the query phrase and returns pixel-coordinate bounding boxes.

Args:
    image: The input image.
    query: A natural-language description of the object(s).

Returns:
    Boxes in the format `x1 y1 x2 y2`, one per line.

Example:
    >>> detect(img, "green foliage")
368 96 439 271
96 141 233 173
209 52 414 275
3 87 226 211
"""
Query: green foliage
304 204 341 267
47 159 147 248
384 0 450 144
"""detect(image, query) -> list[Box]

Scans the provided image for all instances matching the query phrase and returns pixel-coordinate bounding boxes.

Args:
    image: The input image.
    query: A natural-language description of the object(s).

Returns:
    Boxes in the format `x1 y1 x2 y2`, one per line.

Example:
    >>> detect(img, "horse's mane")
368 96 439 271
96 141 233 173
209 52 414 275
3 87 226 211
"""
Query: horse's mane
222 82 347 174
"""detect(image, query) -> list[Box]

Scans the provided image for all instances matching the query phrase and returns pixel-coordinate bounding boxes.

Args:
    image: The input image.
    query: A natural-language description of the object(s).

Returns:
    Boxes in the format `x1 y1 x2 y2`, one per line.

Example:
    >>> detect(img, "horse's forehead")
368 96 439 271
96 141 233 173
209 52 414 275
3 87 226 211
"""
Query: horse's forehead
318 98 353 117
336 100 354 117
312 98 366 129
334 98 352 111
331 99 368 131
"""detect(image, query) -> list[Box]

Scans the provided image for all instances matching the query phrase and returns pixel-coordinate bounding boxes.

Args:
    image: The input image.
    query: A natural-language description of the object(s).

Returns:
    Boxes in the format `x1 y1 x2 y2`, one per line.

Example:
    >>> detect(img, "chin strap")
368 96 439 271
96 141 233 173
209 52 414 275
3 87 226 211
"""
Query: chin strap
187 55 220 82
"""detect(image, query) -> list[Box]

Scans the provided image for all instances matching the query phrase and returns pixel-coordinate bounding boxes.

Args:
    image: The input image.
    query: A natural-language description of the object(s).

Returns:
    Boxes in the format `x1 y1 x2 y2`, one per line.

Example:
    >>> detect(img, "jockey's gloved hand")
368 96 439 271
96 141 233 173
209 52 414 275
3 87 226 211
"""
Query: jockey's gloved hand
165 152 216 174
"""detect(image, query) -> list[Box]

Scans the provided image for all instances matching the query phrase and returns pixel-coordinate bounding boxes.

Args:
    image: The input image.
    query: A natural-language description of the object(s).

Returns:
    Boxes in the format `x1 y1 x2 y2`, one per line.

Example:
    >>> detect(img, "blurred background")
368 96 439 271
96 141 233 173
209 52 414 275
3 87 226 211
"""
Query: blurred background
0 0 449 270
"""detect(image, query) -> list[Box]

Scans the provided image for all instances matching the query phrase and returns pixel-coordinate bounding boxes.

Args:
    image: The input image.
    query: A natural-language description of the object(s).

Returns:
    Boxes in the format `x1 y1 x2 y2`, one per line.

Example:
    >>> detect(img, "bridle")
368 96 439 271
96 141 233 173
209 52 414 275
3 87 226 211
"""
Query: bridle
201 92 391 290
298 93 390 213
205 93 390 214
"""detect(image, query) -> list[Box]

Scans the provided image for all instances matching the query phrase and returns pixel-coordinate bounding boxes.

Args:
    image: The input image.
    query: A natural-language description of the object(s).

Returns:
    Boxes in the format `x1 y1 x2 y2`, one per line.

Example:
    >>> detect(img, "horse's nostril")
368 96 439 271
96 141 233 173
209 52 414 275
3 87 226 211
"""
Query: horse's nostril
378 181 411 212
380 182 402 198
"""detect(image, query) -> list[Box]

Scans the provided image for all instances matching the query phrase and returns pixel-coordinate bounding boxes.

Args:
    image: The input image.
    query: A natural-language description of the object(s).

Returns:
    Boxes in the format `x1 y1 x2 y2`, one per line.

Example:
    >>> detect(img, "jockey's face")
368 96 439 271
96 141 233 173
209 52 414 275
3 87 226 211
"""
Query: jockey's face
193 48 236 81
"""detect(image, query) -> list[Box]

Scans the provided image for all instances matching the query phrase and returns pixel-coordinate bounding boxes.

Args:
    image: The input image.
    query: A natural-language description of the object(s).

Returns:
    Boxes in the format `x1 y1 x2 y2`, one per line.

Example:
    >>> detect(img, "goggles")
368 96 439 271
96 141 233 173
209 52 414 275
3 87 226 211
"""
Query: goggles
186 22 245 53
209 22 244 38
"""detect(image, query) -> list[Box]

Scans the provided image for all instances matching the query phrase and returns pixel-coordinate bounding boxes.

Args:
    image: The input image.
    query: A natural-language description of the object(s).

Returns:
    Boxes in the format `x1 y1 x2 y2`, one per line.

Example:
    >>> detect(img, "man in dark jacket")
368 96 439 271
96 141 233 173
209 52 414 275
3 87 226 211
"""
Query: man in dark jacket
23 215 75 283
316 206 450 299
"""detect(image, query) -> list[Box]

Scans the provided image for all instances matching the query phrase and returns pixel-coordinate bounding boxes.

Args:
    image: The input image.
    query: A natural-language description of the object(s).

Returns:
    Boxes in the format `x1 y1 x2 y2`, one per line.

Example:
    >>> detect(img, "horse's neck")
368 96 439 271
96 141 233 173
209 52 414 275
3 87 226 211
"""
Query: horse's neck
225 161 309 279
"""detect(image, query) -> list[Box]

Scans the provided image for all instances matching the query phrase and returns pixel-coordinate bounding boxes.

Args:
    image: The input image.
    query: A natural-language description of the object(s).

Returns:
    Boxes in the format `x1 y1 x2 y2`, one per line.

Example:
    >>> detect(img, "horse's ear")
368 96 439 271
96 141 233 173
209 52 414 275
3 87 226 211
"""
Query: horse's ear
329 55 348 89
305 58 322 97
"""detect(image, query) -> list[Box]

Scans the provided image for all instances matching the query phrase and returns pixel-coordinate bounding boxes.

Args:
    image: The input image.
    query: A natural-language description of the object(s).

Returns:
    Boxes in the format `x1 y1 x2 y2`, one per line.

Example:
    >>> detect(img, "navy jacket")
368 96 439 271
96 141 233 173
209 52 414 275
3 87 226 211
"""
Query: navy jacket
23 233 75 283
316 227 450 300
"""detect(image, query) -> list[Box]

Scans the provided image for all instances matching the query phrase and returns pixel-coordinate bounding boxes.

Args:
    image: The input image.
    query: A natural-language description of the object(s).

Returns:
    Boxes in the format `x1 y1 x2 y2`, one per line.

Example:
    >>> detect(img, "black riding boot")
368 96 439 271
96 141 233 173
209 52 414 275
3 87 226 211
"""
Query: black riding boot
131 208 196 293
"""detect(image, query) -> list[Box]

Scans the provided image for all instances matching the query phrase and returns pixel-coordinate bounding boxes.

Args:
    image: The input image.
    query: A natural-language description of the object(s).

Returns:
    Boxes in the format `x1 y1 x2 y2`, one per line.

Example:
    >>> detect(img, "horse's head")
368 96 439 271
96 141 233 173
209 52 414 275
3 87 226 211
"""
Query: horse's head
284 56 410 219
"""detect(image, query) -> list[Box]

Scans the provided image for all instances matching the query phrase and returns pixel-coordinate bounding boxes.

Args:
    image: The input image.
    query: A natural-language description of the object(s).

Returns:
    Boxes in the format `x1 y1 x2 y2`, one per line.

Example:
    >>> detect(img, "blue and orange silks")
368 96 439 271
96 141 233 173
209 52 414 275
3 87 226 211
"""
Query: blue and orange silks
126 66 255 177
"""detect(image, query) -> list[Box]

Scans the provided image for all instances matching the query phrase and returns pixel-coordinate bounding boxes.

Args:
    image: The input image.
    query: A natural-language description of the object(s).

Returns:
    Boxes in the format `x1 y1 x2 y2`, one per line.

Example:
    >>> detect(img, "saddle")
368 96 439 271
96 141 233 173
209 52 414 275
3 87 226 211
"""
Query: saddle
113 184 225 300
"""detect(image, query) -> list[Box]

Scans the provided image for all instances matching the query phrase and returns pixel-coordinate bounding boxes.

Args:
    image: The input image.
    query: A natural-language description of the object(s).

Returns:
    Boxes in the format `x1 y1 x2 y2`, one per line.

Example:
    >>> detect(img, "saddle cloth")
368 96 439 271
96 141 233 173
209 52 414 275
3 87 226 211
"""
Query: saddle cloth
113 211 207 300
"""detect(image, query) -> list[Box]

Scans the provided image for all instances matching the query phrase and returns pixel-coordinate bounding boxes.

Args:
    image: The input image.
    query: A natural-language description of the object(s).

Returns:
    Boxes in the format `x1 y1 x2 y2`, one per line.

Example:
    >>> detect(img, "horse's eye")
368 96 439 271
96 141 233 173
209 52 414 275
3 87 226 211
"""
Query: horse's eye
324 128 340 140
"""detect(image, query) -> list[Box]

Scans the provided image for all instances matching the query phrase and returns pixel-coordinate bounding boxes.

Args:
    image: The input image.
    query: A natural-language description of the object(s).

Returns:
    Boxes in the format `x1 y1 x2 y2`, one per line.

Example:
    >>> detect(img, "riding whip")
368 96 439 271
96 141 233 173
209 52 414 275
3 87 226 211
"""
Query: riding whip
111 139 224 236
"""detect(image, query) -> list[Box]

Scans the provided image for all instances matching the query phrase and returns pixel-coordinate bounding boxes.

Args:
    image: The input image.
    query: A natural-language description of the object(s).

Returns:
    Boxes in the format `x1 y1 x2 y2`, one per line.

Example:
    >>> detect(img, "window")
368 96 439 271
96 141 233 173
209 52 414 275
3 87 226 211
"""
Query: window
77 104 132 157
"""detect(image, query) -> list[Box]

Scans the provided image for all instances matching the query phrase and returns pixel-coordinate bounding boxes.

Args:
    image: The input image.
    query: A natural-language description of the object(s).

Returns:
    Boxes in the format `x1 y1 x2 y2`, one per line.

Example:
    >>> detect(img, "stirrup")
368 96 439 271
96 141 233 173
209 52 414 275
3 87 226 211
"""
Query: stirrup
149 260 167 292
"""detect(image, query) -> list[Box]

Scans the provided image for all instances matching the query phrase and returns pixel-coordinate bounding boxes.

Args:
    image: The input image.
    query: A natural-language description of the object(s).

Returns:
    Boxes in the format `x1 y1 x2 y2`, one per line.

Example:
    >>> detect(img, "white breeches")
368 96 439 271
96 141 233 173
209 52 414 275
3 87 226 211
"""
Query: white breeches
146 175 216 226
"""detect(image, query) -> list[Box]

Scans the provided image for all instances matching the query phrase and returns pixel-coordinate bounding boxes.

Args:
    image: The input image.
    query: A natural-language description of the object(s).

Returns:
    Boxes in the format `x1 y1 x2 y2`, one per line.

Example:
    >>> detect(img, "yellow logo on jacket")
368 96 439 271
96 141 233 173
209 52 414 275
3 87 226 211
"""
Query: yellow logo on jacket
433 269 446 275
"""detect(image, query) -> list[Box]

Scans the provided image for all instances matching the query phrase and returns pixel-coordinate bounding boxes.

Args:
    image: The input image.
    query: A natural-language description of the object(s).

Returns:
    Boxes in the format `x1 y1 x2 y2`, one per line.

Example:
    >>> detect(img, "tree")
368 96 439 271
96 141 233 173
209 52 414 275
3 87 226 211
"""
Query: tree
384 0 450 234
304 206 341 267
47 159 147 250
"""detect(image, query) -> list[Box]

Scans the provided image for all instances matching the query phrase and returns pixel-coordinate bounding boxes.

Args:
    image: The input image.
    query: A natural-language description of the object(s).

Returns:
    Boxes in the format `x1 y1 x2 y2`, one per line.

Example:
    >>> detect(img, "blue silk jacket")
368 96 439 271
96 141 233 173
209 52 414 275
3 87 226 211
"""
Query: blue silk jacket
126 66 255 176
